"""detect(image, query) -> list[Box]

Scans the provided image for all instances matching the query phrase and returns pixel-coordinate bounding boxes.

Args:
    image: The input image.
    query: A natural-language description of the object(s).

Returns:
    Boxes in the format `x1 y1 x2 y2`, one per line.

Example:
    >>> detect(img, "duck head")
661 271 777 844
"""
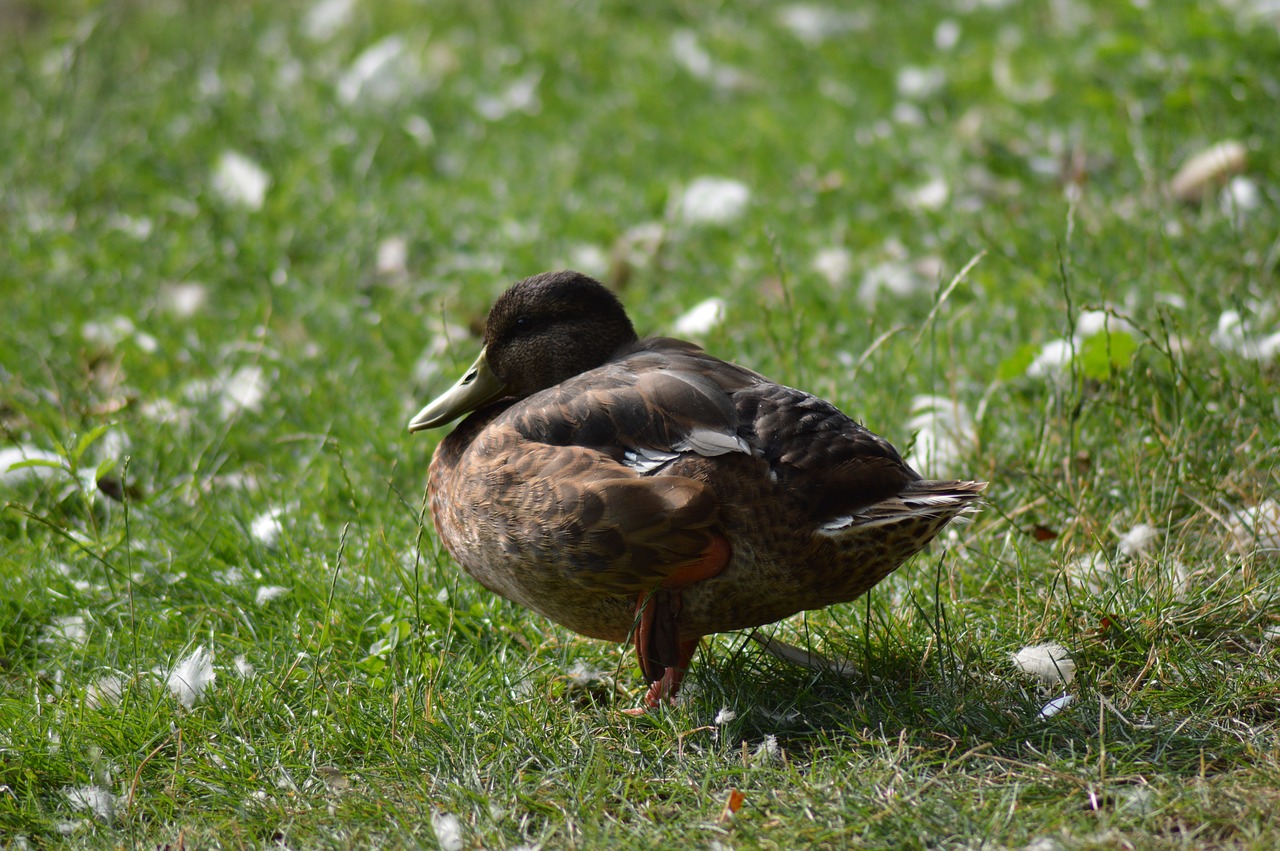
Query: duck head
408 270 638 431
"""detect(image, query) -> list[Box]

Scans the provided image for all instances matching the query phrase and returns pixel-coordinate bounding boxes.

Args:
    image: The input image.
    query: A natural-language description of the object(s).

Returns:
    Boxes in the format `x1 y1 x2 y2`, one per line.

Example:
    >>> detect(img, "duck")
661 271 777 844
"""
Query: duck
409 270 986 709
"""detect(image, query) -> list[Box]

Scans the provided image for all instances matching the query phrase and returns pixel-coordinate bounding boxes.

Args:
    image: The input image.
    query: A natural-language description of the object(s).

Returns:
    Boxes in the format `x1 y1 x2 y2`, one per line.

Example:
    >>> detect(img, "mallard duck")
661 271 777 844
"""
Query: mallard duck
409 271 986 708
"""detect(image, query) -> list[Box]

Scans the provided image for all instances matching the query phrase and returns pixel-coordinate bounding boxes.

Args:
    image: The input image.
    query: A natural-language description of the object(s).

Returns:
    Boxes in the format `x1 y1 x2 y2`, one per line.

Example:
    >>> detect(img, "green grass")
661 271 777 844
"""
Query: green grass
3 0 1279 846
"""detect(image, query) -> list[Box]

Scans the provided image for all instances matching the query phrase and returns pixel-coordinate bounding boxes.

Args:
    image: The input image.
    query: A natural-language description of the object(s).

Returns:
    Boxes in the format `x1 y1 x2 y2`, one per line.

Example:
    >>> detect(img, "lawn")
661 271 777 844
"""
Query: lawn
2 0 1279 847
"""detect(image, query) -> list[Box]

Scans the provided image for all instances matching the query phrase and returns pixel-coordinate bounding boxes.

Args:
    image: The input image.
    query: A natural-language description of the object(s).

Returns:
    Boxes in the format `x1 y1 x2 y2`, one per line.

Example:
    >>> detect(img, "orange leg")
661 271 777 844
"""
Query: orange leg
627 535 731 712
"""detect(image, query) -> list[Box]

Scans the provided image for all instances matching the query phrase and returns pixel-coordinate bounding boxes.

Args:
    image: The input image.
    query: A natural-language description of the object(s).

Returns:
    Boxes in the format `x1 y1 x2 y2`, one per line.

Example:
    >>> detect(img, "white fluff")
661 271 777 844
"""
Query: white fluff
1026 338 1075 379
0 445 63 488
475 70 542 121
255 585 290 606
158 281 209 318
896 66 945 100
1221 175 1260 217
1117 523 1158 558
715 708 738 725
752 734 782 764
430 810 464 851
905 394 974 477
168 645 216 708
44 615 89 647
669 30 745 91
220 365 268 419
934 19 961 51
211 151 270 210
858 260 928 305
65 785 116 822
303 0 355 41
676 178 750 226
250 505 289 547
1210 310 1280 361
1229 499 1280 553
776 5 869 44
1011 642 1076 686
903 176 949 211
337 36 415 106
86 675 125 709
672 297 726 336
376 236 409 276
1170 140 1246 201
1038 694 1075 720
812 246 852 286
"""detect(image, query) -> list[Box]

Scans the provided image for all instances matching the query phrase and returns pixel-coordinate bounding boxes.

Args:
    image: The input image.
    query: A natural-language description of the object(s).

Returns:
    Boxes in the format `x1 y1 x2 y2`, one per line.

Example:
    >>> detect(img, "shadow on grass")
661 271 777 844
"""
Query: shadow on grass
686 628 1258 781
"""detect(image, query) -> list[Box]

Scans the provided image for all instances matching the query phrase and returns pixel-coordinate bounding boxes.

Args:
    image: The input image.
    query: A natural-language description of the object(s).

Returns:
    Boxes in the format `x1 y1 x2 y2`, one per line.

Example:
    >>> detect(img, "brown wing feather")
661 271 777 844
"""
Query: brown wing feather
471 424 720 595
734 382 920 519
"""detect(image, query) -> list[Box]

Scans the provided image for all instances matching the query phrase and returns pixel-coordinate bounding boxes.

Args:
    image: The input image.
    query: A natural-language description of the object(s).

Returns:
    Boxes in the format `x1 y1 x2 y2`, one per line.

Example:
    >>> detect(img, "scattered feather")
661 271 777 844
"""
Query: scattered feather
64 786 116 823
672 297 726 337
896 66 945 100
1229 499 1280 554
1170 140 1246 202
81 315 138 348
1170 560 1193 598
669 30 746 91
992 53 1053 103
44 615 89 647
903 176 949 211
1210 310 1280 360
85 675 125 709
376 237 409 277
858 261 929 305
715 708 738 725
0 445 63 488
235 654 256 678
812 246 852 286
564 659 613 690
1026 307 1138 380
612 221 667 271
250 505 290 547
1118 523 1158 558
676 177 751 226
751 633 858 676
776 5 870 45
255 585 290 606
905 394 975 477
568 244 609 279
158 281 209 319
107 212 153 239
337 36 417 106
1075 309 1135 339
168 645 216 708
1038 694 1075 719
1221 175 1260 220
751 734 782 764
211 151 270 211
934 19 961 50
1011 642 1076 686
220 365 268 418
1065 551 1111 594
303 0 355 41
475 70 542 121
404 114 435 146
430 810 464 851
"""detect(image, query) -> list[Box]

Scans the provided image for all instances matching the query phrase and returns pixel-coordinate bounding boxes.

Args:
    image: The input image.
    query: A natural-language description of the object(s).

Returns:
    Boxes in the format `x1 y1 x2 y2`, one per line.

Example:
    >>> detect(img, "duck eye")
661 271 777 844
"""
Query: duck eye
513 316 537 335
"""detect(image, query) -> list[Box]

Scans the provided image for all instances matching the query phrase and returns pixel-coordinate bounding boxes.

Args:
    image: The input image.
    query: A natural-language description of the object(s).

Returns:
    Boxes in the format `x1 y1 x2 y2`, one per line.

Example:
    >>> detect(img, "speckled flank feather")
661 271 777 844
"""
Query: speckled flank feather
412 270 988 703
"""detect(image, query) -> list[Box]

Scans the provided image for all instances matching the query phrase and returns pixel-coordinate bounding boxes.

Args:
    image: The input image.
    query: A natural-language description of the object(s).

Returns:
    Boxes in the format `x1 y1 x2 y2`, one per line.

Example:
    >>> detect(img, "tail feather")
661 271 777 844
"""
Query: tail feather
819 480 987 534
